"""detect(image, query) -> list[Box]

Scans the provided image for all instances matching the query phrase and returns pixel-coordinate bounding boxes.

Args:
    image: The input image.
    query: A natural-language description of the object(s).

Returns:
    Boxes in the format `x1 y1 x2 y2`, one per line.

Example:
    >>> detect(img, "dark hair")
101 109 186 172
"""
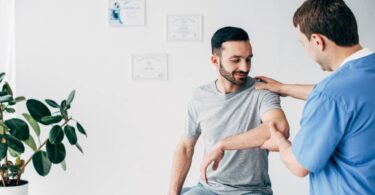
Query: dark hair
293 0 359 46
211 26 249 55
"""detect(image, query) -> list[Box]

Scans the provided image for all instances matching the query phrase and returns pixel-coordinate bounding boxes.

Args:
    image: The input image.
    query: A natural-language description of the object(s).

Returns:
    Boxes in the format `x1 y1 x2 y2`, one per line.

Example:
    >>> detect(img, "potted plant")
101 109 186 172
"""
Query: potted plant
0 72 87 195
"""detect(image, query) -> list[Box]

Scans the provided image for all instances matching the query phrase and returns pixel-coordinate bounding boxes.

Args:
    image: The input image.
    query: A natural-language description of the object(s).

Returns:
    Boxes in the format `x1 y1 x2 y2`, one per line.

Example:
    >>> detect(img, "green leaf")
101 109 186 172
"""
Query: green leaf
60 100 67 109
8 147 21 158
24 135 38 151
0 95 12 103
61 160 67 171
0 72 5 83
2 82 13 96
41 115 63 125
14 96 26 103
76 122 87 137
66 90 75 106
26 99 52 125
49 125 64 144
8 100 16 106
32 150 52 176
61 109 68 120
5 134 25 153
75 142 84 154
46 140 66 164
8 164 20 171
5 107 15 113
45 99 60 108
0 139 7 160
22 113 41 137
4 118 30 140
64 125 77 145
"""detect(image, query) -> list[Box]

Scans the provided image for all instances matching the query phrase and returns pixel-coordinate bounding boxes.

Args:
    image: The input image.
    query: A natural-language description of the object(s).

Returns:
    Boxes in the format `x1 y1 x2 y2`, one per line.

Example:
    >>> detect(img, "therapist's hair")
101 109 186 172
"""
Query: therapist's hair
211 26 249 55
293 0 359 46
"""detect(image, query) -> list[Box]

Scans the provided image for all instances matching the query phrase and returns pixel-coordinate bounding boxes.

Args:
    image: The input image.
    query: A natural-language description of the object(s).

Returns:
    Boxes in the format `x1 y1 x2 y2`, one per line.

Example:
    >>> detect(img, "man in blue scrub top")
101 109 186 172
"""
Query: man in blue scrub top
200 0 375 194
256 0 375 194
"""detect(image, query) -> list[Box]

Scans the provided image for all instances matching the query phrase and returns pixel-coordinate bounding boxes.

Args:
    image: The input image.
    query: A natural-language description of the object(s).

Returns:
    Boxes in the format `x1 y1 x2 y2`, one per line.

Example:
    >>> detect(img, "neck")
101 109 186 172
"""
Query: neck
215 77 242 94
330 44 362 71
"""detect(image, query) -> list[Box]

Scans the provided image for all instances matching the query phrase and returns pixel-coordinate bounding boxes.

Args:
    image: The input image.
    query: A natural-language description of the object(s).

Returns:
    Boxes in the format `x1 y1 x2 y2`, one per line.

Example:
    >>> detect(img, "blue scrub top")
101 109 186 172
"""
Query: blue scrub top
292 53 375 195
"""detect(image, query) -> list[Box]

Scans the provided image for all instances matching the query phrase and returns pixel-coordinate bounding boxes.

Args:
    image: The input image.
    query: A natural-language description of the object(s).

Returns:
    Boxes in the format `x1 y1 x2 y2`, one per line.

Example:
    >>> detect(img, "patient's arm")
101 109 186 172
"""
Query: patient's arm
255 76 314 101
200 108 289 183
168 138 197 195
216 108 289 150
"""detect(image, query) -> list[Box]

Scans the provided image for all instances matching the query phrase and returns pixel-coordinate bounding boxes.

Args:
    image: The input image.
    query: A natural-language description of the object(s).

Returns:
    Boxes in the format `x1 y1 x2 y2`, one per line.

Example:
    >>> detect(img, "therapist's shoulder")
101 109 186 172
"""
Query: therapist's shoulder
312 68 353 100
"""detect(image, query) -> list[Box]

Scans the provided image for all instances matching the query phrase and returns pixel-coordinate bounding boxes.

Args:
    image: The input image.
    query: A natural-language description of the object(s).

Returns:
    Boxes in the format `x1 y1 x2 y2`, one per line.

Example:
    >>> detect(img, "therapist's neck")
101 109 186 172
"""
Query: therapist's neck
329 44 362 71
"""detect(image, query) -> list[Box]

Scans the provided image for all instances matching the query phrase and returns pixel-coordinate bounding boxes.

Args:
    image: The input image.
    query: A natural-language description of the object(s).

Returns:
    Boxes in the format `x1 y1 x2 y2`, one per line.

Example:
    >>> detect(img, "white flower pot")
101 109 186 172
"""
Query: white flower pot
0 180 28 195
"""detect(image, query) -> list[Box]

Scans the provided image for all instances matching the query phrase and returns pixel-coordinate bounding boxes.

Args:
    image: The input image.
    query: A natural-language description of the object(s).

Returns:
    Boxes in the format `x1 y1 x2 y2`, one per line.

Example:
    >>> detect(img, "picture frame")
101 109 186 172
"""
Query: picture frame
166 14 203 41
109 0 145 26
131 54 168 81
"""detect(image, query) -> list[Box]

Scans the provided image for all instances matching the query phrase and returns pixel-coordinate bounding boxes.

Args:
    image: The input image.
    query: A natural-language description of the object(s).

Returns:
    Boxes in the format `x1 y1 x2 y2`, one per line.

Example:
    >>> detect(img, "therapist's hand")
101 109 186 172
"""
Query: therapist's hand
200 142 225 184
261 138 279 152
255 76 287 97
261 122 290 151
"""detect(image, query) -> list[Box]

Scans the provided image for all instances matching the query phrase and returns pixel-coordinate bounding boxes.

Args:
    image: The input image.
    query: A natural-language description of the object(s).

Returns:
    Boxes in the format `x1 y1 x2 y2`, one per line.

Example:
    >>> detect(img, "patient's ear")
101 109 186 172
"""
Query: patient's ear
211 54 220 70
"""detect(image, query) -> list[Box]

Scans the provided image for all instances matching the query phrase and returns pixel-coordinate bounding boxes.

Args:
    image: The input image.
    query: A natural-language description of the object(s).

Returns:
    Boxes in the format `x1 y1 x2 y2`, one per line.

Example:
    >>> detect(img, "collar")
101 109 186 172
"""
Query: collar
339 48 373 67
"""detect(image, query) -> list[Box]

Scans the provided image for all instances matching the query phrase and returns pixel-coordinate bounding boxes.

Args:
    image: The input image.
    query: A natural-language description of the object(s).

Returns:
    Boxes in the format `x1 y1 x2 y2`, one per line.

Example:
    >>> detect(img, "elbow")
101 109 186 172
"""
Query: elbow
277 121 290 138
291 167 309 178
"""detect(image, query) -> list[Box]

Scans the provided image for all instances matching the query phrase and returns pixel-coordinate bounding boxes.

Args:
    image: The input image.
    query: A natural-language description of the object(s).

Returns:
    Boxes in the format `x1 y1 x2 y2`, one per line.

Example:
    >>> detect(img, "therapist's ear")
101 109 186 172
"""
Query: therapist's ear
311 34 325 51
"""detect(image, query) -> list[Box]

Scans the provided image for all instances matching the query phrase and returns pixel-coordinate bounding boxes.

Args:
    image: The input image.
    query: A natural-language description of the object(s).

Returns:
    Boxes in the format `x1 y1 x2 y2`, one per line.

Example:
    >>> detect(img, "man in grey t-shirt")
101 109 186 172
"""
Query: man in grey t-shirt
168 27 289 195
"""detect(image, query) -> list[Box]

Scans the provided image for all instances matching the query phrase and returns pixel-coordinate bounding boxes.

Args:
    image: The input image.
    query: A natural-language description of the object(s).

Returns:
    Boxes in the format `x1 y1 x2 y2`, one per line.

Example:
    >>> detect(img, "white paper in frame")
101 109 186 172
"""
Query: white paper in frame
131 54 168 81
166 15 203 41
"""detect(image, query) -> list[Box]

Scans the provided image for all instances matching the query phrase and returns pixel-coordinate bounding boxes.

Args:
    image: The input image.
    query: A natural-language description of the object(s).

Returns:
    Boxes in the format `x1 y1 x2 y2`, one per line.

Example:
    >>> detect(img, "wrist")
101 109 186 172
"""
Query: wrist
279 84 288 97
215 140 226 151
278 138 291 152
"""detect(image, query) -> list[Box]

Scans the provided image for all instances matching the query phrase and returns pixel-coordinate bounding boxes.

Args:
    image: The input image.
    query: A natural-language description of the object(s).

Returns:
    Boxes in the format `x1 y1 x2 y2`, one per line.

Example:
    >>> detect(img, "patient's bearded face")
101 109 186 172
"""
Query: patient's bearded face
219 61 248 85
218 41 252 86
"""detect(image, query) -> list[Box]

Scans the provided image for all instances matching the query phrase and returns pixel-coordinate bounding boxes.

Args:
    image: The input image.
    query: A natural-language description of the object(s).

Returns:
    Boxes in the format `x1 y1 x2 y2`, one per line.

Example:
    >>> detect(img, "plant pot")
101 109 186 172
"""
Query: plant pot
0 180 28 195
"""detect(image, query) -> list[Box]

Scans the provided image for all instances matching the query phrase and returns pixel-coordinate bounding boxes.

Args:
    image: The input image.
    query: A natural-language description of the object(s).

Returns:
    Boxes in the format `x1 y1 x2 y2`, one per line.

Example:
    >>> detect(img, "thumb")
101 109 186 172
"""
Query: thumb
255 83 267 90
268 122 278 134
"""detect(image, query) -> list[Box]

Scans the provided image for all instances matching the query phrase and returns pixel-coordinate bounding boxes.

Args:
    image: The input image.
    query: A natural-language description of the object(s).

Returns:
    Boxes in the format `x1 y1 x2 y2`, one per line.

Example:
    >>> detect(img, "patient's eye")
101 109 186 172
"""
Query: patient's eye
231 59 240 63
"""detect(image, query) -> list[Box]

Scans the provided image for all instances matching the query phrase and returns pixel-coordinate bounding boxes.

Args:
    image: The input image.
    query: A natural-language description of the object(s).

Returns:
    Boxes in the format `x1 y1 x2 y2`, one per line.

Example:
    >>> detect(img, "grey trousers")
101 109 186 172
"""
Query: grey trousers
181 183 271 195
181 183 216 195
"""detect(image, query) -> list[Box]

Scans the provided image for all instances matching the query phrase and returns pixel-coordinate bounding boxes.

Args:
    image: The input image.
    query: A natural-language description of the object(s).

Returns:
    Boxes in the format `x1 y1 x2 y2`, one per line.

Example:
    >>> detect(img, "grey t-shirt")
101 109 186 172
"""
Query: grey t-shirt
184 77 281 195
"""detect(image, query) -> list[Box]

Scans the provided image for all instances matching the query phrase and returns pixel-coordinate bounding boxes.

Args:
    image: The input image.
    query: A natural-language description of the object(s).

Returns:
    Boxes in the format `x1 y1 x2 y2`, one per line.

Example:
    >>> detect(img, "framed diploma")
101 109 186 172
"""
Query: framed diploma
166 15 203 41
131 54 168 81
109 0 145 26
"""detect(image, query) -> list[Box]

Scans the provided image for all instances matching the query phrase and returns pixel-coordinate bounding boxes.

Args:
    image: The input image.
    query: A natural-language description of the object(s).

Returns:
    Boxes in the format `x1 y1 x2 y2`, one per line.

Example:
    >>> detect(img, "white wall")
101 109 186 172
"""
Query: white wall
12 0 375 194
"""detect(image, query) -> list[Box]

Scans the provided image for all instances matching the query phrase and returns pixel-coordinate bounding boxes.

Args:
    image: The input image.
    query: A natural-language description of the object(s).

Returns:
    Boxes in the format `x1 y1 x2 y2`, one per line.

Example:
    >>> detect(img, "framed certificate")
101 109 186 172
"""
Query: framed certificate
166 15 203 41
109 0 145 26
131 54 168 81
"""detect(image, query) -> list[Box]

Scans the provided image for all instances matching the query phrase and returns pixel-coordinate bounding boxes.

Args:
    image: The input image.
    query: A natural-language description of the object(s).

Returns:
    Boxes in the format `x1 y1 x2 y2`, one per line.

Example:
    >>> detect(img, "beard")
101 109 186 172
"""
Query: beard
219 61 249 86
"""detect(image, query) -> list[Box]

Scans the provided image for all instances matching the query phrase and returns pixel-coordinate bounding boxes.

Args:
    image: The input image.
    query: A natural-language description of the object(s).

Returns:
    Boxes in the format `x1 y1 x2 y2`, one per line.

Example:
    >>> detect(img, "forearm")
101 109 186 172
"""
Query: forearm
281 84 314 100
219 123 270 151
168 146 194 195
278 139 309 177
219 116 289 151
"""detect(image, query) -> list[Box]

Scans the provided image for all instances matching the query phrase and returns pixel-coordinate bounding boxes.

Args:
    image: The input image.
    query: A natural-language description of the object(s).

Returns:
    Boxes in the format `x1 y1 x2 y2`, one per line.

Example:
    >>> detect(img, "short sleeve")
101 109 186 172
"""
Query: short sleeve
292 92 348 173
183 101 201 139
258 90 281 117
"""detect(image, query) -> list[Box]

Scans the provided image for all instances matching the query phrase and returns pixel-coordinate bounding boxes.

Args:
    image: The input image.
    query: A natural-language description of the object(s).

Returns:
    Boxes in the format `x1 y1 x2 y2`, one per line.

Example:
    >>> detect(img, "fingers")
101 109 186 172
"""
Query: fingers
268 121 278 133
254 76 267 81
269 122 286 140
255 82 267 90
200 159 210 184
212 158 220 171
